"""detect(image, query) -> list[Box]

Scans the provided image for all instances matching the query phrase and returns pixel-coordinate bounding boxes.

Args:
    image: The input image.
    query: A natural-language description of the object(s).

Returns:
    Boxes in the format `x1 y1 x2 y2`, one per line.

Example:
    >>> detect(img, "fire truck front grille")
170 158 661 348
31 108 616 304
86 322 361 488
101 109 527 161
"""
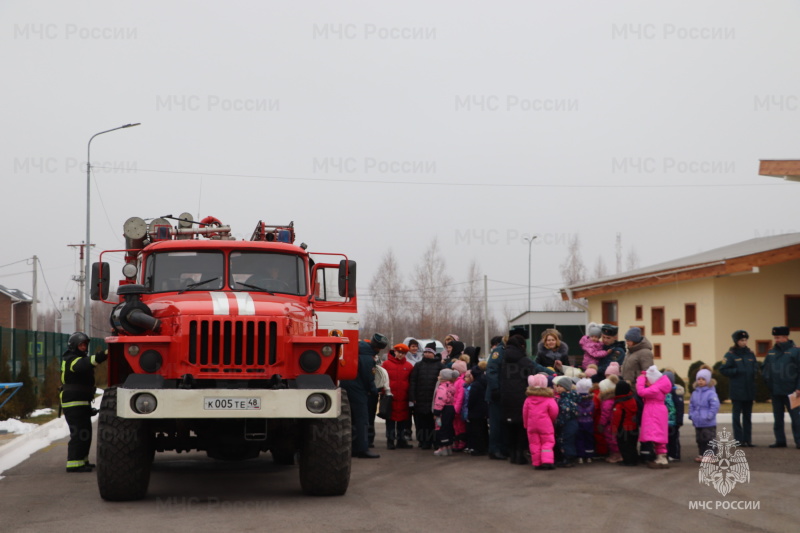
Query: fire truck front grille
188 319 276 370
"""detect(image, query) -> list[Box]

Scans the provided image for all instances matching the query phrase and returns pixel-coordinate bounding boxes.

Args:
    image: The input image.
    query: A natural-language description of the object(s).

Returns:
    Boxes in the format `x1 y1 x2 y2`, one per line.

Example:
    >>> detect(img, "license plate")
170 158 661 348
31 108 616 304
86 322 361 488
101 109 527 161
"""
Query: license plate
204 397 261 410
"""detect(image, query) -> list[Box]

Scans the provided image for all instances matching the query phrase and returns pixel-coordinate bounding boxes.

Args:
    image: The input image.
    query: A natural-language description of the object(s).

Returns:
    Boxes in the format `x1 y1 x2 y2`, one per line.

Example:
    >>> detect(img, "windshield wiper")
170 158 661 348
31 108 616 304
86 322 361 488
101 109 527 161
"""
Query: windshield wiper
234 281 275 295
178 277 220 294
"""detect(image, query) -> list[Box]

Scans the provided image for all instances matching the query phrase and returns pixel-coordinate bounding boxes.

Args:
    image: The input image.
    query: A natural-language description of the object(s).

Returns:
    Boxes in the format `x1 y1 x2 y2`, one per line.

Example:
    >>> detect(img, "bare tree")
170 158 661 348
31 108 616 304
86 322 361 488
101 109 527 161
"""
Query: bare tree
546 234 588 311
364 249 407 344
409 238 453 340
593 255 608 280
459 260 484 346
625 246 641 272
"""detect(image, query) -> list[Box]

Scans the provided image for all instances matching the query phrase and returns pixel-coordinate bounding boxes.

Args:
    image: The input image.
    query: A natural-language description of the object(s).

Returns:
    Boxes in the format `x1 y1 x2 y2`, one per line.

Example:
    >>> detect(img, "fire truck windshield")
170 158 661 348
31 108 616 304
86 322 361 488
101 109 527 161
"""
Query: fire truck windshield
146 251 225 293
229 251 306 296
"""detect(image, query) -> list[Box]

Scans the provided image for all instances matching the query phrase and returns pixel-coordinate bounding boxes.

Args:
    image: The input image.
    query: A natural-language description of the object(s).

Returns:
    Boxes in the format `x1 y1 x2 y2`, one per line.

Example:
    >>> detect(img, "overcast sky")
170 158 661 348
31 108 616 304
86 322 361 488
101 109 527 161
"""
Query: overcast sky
2 1 799 327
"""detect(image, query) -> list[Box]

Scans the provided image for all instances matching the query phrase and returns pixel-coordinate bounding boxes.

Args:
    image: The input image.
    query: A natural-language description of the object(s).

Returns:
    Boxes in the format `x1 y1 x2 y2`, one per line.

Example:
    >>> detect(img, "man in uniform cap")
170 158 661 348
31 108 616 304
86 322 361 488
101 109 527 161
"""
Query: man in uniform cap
340 333 388 458
762 326 800 448
599 324 626 376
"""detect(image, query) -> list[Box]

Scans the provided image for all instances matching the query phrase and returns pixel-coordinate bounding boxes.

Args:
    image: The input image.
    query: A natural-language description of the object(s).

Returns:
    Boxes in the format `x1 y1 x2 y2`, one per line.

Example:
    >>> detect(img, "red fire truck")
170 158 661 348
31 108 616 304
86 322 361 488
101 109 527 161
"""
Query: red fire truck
89 213 359 500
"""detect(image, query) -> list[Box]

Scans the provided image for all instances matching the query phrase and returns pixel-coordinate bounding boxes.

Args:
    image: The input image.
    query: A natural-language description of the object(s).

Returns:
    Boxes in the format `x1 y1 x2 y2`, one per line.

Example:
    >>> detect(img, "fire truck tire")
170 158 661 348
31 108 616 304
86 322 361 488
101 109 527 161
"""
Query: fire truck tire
298 392 351 496
96 387 154 501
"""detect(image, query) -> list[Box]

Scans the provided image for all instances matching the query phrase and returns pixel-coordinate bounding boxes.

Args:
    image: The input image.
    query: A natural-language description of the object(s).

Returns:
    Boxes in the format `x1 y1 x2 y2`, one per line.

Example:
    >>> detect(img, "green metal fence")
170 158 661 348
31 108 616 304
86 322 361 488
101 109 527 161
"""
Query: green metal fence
0 327 106 379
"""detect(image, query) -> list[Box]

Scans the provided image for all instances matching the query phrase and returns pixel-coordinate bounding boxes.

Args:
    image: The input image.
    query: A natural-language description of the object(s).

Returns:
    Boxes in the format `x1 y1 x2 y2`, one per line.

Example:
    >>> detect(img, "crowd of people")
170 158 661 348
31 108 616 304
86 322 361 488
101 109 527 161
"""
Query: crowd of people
340 324 800 470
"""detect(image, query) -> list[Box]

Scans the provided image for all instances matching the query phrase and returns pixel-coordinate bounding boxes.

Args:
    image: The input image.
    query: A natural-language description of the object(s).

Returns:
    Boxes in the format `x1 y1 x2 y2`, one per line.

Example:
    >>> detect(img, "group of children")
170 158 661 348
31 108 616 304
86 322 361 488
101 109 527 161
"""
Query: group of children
426 325 722 470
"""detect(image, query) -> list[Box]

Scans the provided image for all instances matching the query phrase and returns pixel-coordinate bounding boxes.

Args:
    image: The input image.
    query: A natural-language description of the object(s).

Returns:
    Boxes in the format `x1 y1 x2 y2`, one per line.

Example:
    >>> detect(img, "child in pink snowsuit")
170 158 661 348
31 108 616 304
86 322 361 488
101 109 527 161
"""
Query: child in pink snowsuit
522 374 559 470
598 376 621 462
451 360 468 451
636 365 673 469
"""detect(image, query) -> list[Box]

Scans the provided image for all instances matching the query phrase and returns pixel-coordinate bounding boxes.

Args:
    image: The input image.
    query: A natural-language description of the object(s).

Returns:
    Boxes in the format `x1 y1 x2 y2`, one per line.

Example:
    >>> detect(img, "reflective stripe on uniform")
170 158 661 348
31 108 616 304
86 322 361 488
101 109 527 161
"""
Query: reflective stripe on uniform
61 401 90 408
66 459 86 468
90 354 99 366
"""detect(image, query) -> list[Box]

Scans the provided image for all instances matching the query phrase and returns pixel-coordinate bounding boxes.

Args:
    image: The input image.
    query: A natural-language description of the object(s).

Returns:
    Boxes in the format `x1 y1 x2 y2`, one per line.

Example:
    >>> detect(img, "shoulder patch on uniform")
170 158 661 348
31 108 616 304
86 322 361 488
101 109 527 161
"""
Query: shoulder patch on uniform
492 353 499 359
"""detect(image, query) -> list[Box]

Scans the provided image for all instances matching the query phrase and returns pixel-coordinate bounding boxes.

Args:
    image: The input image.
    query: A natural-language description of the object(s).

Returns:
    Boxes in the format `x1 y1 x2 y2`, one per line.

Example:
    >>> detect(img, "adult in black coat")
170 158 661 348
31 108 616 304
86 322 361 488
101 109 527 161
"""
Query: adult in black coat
500 335 536 464
408 344 444 449
340 333 387 458
719 330 759 446
466 366 489 455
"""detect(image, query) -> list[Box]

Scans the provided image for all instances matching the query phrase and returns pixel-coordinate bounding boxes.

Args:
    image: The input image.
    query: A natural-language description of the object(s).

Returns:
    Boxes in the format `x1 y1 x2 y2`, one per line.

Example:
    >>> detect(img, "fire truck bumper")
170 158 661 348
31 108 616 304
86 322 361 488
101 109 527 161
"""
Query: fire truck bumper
114 387 342 419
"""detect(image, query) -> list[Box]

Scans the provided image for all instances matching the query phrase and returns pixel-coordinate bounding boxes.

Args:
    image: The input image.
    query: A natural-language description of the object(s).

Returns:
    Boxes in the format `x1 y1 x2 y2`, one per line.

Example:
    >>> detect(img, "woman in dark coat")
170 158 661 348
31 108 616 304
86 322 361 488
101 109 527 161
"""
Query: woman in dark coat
535 329 570 368
408 344 445 449
500 335 537 464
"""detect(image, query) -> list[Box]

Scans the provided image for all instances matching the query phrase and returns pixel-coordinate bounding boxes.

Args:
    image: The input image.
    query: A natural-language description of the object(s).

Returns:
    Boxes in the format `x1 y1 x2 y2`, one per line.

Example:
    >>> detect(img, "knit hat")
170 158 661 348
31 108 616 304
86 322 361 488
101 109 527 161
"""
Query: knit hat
452 360 468 375
601 324 618 336
528 374 548 388
584 367 597 378
696 368 712 384
615 381 631 396
663 370 675 385
605 362 620 377
470 365 484 380
772 326 789 336
587 322 602 337
599 378 616 394
646 365 662 385
625 327 643 343
731 330 749 342
576 378 592 395
555 376 573 391
393 343 409 353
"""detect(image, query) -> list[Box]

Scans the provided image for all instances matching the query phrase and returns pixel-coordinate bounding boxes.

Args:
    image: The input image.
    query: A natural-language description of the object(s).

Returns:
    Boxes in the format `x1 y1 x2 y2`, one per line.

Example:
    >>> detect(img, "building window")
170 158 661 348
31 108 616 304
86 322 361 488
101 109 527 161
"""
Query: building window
672 319 680 335
652 307 665 335
635 305 643 321
685 303 697 326
786 295 800 331
755 340 771 358
653 343 661 359
602 301 618 325
683 343 692 360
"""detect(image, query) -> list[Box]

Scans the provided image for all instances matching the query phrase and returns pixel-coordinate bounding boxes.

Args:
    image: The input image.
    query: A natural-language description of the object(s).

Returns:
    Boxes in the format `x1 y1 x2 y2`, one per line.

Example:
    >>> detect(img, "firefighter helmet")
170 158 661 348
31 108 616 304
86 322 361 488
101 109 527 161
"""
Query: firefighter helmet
68 331 90 351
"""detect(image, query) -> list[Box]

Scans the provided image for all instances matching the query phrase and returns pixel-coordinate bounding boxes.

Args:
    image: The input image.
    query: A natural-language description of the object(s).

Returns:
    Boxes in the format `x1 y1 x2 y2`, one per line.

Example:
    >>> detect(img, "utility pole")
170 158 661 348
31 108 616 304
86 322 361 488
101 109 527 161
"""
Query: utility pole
31 255 38 332
68 243 92 332
483 275 489 355
616 232 622 274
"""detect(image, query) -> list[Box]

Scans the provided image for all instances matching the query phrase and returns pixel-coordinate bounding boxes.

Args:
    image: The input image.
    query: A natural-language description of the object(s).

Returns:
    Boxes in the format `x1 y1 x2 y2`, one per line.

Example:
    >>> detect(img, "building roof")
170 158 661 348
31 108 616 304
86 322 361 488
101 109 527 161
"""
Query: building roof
0 284 32 302
561 232 800 299
760 160 800 182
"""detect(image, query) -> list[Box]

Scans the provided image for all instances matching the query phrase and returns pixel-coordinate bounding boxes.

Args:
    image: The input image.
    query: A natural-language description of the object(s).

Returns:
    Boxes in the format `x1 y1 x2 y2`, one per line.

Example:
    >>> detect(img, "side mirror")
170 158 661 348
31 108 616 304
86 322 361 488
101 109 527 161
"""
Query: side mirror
338 260 356 298
91 262 110 300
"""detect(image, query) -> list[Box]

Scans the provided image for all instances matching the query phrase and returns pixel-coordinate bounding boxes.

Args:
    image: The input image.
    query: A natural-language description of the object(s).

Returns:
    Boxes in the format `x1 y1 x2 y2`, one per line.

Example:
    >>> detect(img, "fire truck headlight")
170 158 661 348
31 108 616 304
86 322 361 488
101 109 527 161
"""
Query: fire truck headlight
306 393 330 414
299 350 322 373
321 345 333 357
132 393 157 414
122 263 138 279
140 350 163 373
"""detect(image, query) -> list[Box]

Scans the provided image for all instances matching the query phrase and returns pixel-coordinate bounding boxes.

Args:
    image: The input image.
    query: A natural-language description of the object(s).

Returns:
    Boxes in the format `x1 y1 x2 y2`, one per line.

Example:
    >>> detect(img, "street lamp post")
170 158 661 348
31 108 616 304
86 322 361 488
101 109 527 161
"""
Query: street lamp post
524 234 537 353
85 123 140 338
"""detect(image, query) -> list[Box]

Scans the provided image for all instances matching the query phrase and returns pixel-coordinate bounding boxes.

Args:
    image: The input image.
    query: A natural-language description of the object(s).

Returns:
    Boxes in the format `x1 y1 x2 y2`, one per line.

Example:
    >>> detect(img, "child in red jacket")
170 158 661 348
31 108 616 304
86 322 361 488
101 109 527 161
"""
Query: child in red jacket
612 380 640 466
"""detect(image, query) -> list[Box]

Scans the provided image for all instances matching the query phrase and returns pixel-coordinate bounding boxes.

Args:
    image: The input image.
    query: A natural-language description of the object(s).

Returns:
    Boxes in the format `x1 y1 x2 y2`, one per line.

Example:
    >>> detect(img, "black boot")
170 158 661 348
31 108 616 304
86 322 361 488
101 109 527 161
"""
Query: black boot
387 440 396 450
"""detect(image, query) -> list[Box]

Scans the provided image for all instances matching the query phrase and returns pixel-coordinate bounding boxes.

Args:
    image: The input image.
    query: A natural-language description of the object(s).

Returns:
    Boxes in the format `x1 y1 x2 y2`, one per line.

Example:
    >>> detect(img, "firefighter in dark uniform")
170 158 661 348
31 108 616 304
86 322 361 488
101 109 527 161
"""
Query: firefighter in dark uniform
61 332 107 473
340 333 387 458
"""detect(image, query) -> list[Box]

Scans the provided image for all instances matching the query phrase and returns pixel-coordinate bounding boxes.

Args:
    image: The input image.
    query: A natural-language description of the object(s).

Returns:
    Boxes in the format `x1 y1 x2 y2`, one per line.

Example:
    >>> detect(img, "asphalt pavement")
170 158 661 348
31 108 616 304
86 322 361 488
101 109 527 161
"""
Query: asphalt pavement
0 420 798 533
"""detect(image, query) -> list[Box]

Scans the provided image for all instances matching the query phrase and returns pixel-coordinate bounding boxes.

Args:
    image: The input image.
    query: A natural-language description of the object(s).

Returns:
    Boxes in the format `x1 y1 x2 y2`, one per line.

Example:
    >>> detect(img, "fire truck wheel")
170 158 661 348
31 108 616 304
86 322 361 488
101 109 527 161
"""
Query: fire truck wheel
96 387 154 501
298 391 352 496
